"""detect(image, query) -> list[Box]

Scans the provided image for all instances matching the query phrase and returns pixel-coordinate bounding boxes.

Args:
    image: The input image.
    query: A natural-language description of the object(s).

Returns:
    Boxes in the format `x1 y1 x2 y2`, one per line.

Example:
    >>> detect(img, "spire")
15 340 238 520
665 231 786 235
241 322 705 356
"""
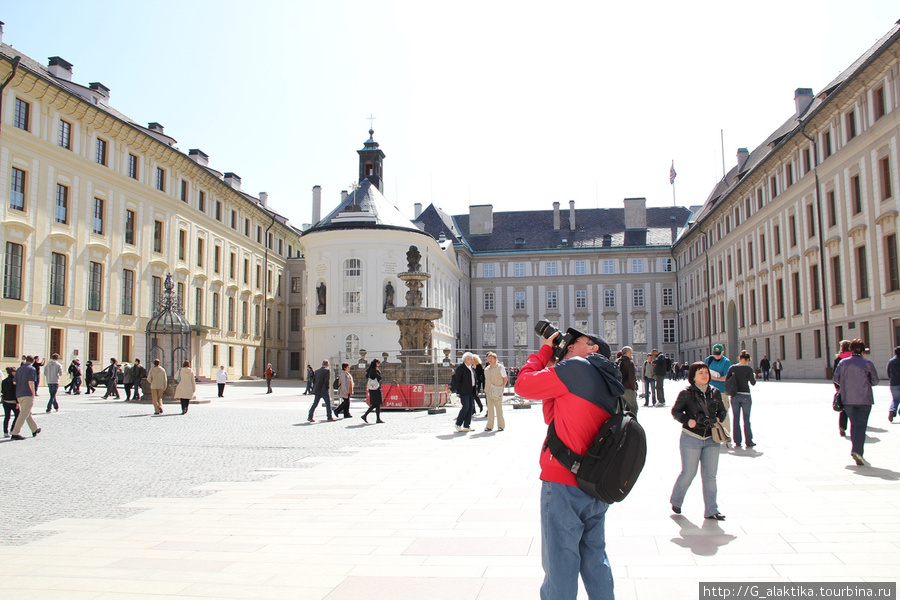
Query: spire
358 125 385 192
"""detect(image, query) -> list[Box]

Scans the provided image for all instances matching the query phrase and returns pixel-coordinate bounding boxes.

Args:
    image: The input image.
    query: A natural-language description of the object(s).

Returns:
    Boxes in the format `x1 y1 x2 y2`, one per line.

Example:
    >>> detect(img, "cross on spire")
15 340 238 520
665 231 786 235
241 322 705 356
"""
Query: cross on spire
367 114 376 130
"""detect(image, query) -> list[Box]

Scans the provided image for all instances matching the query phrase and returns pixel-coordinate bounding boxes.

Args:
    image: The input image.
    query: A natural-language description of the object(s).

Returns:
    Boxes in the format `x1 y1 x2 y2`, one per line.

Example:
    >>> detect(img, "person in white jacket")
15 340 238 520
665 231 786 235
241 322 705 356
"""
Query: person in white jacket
216 366 227 398
174 361 196 415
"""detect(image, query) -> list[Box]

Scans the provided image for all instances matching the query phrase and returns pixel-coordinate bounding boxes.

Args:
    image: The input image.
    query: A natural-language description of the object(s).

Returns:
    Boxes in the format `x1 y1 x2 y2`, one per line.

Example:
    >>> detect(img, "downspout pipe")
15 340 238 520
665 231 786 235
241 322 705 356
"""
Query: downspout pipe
800 119 832 378
0 55 22 138
262 213 276 375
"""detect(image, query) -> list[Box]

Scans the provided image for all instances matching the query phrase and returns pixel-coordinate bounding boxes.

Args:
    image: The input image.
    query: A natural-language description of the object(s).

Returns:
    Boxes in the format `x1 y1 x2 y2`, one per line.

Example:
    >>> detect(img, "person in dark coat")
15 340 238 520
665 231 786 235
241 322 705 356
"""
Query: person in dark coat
653 350 669 406
452 352 478 432
833 339 879 466
101 358 120 399
361 359 384 423
307 360 335 422
2 367 20 438
617 346 639 415
304 365 315 395
84 361 95 394
472 355 485 415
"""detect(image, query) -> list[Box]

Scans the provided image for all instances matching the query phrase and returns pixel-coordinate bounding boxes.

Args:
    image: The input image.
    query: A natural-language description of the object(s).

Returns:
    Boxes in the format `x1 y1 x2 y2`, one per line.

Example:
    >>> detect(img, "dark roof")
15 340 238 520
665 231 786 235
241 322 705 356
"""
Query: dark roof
414 204 463 245
414 206 692 253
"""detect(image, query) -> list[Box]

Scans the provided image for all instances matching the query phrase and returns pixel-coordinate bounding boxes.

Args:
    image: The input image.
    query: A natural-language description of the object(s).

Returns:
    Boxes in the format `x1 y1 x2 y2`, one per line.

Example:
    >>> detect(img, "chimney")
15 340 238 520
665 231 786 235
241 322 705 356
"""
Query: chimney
795 88 814 117
312 186 322 224
88 82 110 104
623 197 647 229
553 201 561 230
188 149 209 166
414 203 423 218
569 200 576 230
469 204 493 235
736 147 750 171
223 172 241 190
148 122 165 134
0 22 4 45
259 192 268 207
341 190 348 202
48 56 73 81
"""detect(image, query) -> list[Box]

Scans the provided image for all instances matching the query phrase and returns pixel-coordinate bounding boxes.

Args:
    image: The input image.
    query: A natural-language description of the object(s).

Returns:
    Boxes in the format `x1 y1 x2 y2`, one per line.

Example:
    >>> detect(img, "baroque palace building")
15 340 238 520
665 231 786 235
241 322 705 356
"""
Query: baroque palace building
673 21 900 379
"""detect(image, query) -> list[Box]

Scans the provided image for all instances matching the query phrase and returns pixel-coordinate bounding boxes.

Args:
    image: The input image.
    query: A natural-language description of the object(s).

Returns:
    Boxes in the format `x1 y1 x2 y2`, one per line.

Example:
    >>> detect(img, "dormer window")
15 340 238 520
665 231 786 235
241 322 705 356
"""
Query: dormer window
515 237 525 245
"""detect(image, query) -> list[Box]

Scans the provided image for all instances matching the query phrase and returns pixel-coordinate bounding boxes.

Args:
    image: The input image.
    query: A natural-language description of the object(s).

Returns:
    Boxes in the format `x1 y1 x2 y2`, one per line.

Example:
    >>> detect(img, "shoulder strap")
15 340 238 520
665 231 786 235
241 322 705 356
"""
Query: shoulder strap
544 421 585 475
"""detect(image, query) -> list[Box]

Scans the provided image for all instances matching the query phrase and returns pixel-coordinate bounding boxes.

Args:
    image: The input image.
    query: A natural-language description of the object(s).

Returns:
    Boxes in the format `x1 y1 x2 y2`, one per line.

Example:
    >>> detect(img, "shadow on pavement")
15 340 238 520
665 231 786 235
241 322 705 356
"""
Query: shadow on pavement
846 465 900 480
669 515 737 556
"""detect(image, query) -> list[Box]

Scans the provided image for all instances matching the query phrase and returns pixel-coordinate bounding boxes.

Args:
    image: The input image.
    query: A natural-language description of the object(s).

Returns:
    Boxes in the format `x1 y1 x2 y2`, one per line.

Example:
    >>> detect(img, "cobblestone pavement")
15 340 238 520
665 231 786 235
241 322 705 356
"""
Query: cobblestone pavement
0 381 452 546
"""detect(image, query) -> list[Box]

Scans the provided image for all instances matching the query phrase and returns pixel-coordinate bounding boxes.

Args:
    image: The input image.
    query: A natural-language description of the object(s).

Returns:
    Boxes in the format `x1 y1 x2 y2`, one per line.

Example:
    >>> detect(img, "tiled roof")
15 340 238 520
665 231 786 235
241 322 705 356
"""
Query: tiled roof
302 179 428 237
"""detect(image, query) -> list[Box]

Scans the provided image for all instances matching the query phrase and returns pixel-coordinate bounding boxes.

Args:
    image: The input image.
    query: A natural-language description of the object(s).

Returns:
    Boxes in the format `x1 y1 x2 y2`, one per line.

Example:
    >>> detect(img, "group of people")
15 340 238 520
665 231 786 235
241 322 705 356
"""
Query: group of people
833 339 881 466
305 358 386 424
451 351 509 433
757 355 784 381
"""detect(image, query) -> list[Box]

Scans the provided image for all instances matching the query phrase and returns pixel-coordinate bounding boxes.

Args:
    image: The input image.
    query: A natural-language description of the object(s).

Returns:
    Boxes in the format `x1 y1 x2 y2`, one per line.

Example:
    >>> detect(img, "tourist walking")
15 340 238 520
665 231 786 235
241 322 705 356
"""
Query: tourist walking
670 361 727 520
653 349 668 406
643 354 656 406
483 352 508 432
833 340 852 436
32 356 44 395
216 365 227 398
2 367 20 438
148 359 167 414
10 356 41 440
758 355 771 381
452 352 478 433
264 363 275 393
84 361 95 395
472 354 485 415
174 360 196 415
44 353 63 412
122 362 135 401
887 346 900 423
130 359 145 401
307 360 335 422
333 362 354 418
361 358 384 423
64 359 81 395
304 365 314 395
101 358 121 399
833 339 879 466
725 350 756 449
772 358 783 381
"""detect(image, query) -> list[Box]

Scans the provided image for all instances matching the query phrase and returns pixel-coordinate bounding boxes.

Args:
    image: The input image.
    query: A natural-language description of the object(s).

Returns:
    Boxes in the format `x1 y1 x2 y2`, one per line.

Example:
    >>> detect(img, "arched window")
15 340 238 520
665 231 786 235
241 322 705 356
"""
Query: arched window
343 258 362 313
345 334 360 359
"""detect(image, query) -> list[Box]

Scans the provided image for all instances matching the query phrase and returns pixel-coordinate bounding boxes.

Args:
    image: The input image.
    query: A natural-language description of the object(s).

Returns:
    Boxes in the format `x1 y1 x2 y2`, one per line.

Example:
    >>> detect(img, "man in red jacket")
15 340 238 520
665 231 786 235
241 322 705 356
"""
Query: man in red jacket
515 328 624 600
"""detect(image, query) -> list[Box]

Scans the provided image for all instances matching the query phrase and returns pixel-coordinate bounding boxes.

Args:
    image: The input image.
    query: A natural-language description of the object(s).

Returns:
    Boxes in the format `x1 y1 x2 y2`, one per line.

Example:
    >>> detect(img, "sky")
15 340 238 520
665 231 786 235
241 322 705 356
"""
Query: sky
3 1 899 228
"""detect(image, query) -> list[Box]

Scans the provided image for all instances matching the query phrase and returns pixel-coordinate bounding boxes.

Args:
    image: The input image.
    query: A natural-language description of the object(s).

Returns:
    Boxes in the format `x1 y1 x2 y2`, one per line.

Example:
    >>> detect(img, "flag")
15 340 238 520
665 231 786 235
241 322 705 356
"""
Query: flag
669 161 677 185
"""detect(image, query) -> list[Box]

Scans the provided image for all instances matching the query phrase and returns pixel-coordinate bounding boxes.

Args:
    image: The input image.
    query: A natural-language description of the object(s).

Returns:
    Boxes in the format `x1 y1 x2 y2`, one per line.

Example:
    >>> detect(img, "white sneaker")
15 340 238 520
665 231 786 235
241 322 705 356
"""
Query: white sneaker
459 426 472 432
455 425 463 432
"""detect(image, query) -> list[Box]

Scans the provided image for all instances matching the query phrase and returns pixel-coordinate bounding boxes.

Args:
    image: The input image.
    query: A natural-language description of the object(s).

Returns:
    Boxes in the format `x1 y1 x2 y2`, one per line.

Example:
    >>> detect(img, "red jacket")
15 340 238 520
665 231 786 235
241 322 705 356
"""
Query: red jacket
515 345 624 486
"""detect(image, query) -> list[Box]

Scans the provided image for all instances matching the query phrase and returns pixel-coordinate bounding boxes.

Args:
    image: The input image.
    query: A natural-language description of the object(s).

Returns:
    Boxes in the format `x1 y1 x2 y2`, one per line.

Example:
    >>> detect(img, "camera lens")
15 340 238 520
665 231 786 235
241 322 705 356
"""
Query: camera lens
534 320 557 339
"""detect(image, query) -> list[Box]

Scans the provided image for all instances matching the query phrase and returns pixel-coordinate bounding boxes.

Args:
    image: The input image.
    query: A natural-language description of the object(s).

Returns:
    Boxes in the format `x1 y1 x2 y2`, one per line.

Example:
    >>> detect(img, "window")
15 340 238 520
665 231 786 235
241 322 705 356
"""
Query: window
290 308 301 332
178 230 187 261
155 167 165 192
179 180 187 203
663 287 674 306
759 234 766 262
546 290 558 310
887 235 900 293
663 319 676 344
55 184 68 224
757 188 764 210
633 288 644 307
785 163 794 187
514 262 525 277
748 240 754 269
632 259 643 273
88 262 103 311
873 85 885 120
661 258 673 272
196 238 204 267
256 226 262 243
212 292 220 328
806 204 816 238
3 324 17 358
851 174 862 214
604 289 615 307
880 156 892 200
770 175 778 199
343 258 362 314
575 260 586 275
13 98 29 130
231 210 237 230
484 291 495 311
814 329 822 359
49 252 66 306
846 109 857 140
212 345 219 366
823 130 832 159
122 269 134 315
603 260 614 274
229 252 236 279
176 282 184 309
88 332 100 361
153 221 163 252
127 154 138 179
483 322 497 346
255 264 261 289
4 242 23 300
254 305 260 336
51 328 67 356
151 276 162 314
546 262 558 276
831 256 843 306
244 218 250 237
788 215 797 247
125 210 135 245
481 263 495 278
244 259 250 284
737 248 743 275
856 246 869 299
632 318 646 344
292 277 302 293
514 291 526 310
750 289 757 325
96 138 108 165
810 264 821 311
215 201 223 221
514 321 528 346
773 224 781 255
827 190 836 227
195 288 203 325
10 167 25 211
792 271 802 316
198 190 206 213
604 320 618 345
796 332 803 360
92 198 104 234
58 120 71 149
344 334 358 357
575 289 587 308
739 294 746 328
802 147 811 174
214 246 221 273
776 279 785 319
121 335 132 364
228 297 235 331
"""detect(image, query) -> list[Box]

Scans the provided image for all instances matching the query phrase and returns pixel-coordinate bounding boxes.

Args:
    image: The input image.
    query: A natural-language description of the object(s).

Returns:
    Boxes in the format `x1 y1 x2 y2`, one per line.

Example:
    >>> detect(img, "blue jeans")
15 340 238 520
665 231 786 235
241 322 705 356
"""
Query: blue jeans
730 393 753 446
540 481 614 600
455 394 474 427
889 386 900 416
46 384 59 411
670 431 720 517
843 404 871 456
643 377 656 404
308 393 333 420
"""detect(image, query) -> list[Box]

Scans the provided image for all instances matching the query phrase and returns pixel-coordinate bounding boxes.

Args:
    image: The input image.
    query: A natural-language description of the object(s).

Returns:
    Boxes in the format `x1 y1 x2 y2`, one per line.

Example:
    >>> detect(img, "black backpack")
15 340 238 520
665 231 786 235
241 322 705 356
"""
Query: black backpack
448 371 458 394
544 397 647 504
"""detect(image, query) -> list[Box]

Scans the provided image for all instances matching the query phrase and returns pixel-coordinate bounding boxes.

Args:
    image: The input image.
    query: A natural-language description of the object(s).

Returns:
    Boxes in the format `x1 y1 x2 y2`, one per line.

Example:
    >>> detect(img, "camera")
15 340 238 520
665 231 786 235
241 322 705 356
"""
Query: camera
534 320 582 362
694 414 712 428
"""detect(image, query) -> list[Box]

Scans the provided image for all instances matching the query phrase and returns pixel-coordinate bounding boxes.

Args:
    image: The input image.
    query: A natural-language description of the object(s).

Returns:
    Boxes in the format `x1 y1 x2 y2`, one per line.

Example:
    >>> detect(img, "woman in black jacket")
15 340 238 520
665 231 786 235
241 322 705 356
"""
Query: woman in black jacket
84 361 95 394
2 367 20 438
725 350 757 449
361 359 384 423
670 362 728 521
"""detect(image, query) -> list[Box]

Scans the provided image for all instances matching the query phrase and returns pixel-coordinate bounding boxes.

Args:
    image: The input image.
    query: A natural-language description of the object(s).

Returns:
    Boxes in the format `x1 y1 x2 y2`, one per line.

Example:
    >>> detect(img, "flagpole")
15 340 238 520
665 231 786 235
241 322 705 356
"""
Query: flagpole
672 179 676 206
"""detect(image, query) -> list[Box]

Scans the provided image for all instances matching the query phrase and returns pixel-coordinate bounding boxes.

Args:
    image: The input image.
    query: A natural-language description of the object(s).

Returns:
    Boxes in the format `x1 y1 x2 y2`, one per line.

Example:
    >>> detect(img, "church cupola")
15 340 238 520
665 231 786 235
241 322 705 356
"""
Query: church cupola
358 128 385 192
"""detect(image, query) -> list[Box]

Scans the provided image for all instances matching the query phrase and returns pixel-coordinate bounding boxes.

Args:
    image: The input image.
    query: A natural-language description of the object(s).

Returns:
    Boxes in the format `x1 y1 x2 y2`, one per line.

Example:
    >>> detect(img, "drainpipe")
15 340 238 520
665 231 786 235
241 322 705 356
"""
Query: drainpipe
801 119 832 378
705 234 713 355
262 213 276 375
0 55 22 138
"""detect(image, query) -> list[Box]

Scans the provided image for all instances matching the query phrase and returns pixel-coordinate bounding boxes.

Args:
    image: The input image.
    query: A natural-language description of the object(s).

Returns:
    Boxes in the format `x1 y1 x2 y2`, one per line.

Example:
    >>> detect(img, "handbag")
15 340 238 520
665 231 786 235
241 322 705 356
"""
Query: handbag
367 378 380 390
701 393 731 444
832 391 843 412
724 373 739 396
